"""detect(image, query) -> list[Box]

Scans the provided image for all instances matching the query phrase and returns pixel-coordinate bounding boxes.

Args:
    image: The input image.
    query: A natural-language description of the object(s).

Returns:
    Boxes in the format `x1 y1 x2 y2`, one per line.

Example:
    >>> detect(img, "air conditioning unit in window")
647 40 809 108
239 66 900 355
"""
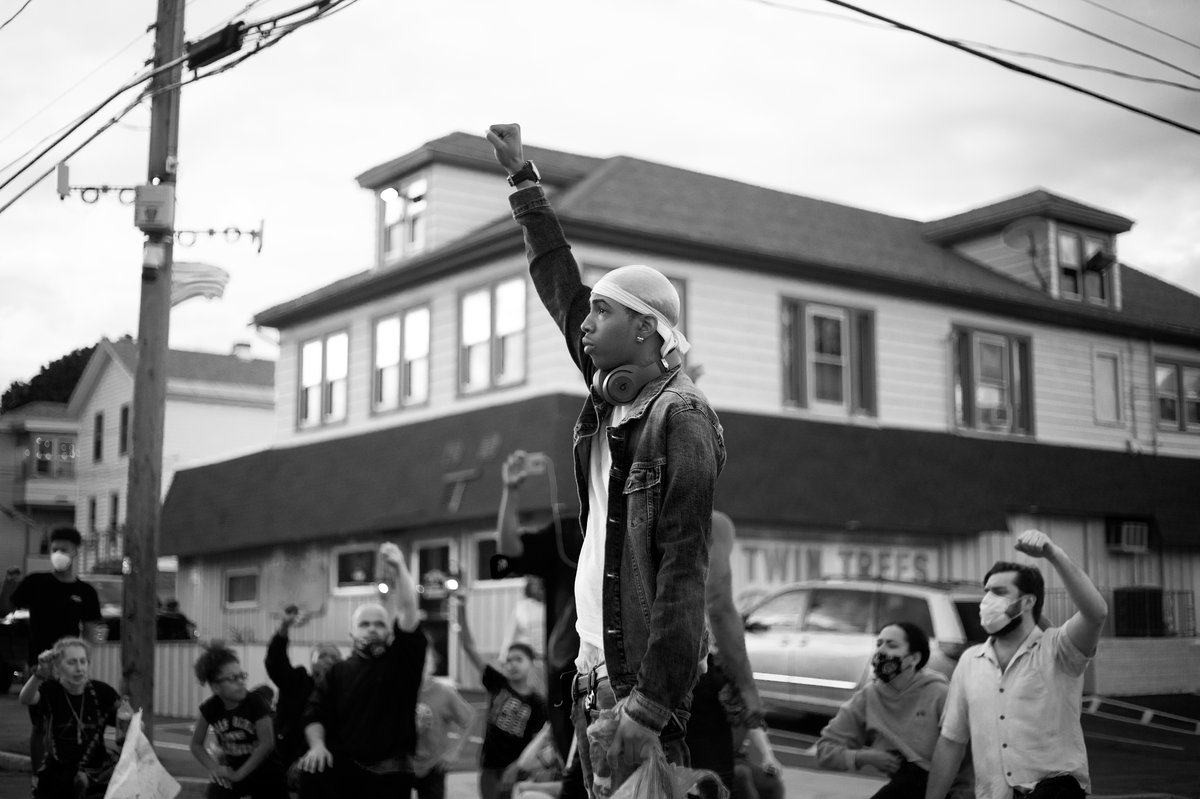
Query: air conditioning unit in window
1107 521 1150 554
979 406 1011 430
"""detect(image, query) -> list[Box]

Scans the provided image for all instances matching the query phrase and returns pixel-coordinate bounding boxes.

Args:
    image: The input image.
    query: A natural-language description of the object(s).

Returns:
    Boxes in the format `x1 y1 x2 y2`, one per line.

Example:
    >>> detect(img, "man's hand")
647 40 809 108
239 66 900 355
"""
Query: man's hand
500 761 522 793
299 743 333 773
281 604 301 630
380 542 403 570
1015 529 1059 560
608 711 659 776
487 124 525 174
855 749 902 775
210 765 235 788
502 450 530 488
34 649 56 680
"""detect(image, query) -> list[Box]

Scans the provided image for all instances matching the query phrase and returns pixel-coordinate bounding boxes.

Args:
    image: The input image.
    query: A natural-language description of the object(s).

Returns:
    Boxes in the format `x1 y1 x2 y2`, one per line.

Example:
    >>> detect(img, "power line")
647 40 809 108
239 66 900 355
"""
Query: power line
0 0 361 217
748 0 1200 93
811 0 1200 137
0 0 34 33
1000 0 1200 82
1072 0 1200 54
958 39 1200 93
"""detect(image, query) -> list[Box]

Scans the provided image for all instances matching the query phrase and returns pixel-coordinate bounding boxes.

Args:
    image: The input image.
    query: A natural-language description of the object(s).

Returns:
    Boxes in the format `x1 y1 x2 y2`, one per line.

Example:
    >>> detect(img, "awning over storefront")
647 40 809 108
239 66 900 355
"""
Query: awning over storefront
716 414 1200 545
163 397 1200 557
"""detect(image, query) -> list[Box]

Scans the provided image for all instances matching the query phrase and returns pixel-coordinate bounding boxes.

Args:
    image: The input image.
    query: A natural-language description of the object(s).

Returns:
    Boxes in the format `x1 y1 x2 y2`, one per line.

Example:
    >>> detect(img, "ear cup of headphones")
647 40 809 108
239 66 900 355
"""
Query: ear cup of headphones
594 364 644 405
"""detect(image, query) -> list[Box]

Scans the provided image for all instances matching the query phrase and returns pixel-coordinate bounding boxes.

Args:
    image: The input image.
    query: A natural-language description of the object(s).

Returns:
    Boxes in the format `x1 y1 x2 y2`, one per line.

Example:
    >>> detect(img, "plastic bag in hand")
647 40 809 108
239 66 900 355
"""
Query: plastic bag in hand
610 747 728 799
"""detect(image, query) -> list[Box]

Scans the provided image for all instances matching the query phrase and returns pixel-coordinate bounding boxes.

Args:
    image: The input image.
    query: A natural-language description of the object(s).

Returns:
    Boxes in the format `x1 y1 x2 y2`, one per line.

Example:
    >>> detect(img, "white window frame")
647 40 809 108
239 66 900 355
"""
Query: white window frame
1056 228 1110 306
458 276 527 395
373 305 431 413
806 304 850 411
1092 349 1123 425
331 543 381 597
298 330 349 428
1155 359 1200 433
973 332 1013 432
383 176 428 259
224 567 260 609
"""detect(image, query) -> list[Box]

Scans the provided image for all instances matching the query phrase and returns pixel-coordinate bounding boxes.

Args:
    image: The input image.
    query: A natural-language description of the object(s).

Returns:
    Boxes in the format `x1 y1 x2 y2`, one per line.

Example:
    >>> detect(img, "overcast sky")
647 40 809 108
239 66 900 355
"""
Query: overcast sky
1 0 1197 392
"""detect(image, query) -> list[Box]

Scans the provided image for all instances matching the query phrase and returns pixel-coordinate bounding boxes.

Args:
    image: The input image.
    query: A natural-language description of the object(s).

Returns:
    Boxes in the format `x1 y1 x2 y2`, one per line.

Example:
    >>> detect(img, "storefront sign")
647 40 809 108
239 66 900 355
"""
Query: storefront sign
733 540 939 594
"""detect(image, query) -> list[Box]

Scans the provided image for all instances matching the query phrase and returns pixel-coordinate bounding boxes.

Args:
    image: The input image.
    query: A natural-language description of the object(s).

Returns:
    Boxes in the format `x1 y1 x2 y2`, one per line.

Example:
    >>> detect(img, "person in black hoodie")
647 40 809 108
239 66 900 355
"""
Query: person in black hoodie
264 606 342 782
297 543 426 798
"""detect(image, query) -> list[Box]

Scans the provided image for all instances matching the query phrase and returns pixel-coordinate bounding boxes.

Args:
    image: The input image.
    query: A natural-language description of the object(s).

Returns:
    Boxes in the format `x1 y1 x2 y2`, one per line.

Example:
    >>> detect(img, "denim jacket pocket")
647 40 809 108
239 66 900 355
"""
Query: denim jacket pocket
622 461 664 532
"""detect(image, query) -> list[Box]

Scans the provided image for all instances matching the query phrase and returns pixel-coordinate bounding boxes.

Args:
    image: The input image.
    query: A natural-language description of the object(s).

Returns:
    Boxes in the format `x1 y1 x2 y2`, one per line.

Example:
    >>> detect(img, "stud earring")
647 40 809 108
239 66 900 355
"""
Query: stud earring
636 335 645 343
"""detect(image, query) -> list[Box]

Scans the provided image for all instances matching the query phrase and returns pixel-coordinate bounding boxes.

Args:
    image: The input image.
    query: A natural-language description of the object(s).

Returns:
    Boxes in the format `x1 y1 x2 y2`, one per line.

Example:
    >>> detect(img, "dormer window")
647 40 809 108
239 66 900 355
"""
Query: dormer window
1057 228 1110 305
382 177 428 259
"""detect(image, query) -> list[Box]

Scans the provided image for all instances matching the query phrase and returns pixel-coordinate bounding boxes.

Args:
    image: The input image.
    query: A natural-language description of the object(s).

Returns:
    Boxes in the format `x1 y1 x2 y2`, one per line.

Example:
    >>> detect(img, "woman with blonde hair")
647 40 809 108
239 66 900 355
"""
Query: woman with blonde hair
19 636 130 798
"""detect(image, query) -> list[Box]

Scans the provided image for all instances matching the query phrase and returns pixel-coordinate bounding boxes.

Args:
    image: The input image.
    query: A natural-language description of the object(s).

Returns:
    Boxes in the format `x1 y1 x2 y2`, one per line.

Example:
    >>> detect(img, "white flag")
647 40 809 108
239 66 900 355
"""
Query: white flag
103 710 181 799
171 261 231 307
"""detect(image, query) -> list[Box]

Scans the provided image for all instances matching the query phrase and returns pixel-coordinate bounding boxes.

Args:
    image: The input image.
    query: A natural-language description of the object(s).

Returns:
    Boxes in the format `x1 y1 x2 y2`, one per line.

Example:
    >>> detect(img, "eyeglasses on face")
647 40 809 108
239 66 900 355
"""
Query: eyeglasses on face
217 671 249 684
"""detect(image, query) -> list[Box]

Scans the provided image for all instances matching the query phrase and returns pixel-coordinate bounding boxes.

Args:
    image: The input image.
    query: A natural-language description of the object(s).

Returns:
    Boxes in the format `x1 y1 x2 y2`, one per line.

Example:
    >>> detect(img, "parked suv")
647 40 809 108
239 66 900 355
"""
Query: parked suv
742 578 987 718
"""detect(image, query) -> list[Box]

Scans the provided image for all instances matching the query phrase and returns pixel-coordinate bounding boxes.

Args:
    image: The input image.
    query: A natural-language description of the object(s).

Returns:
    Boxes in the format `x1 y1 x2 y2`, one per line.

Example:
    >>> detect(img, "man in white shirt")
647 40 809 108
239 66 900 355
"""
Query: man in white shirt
924 529 1107 799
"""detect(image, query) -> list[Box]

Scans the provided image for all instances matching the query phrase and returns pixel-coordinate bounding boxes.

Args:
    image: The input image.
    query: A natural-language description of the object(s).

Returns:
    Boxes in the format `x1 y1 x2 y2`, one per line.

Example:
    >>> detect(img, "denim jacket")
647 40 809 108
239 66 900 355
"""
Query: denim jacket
510 186 726 733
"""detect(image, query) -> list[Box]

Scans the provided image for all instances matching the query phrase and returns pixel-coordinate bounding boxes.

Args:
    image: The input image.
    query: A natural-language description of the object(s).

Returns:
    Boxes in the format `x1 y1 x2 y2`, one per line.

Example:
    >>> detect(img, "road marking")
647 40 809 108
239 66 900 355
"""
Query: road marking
1086 732 1185 752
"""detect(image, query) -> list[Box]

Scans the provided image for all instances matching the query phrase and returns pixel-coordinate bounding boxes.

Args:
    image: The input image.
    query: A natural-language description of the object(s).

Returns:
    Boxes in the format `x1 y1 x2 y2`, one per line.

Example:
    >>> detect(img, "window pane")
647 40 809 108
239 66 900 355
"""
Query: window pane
301 386 319 426
227 573 258 604
745 590 806 631
1061 268 1080 297
1157 364 1179 424
813 363 844 403
495 278 526 336
376 364 400 409
375 317 400 368
497 331 526 385
326 378 347 421
325 333 348 381
877 594 933 637
404 307 430 358
405 357 429 404
803 589 872 633
1184 367 1200 427
1084 270 1107 302
462 289 491 346
464 342 490 391
301 340 323 387
1058 231 1081 267
337 551 376 587
812 315 843 357
978 341 1005 382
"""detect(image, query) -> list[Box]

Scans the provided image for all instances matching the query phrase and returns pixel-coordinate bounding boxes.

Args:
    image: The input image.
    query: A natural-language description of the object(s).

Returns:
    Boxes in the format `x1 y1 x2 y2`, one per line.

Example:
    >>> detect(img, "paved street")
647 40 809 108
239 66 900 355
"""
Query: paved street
0 690 1196 798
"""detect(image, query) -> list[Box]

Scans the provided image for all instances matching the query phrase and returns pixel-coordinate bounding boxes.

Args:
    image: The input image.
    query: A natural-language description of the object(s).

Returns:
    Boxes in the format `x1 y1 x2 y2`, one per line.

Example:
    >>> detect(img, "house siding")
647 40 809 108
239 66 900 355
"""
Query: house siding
74 364 134 535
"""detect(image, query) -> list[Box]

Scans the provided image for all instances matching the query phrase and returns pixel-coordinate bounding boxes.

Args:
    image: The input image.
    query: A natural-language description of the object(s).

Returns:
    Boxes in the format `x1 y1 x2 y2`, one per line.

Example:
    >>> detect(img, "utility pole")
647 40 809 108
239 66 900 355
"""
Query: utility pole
124 0 185 736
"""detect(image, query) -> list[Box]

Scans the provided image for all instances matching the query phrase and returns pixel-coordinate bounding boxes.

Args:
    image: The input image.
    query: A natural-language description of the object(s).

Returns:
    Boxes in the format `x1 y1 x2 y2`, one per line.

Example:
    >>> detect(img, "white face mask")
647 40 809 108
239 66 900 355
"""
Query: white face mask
50 551 72 572
979 592 1024 634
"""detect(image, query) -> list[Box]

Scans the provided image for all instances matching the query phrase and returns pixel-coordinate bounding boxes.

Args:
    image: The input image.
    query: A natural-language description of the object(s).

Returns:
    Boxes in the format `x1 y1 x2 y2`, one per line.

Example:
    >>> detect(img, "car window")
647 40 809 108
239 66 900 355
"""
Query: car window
955 600 988 644
877 592 934 637
802 588 872 633
745 589 806 631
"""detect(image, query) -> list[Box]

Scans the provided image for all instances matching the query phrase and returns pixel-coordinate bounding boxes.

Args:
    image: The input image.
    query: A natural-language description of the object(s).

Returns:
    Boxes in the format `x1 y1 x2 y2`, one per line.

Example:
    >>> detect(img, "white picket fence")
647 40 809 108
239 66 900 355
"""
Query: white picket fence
88 640 347 719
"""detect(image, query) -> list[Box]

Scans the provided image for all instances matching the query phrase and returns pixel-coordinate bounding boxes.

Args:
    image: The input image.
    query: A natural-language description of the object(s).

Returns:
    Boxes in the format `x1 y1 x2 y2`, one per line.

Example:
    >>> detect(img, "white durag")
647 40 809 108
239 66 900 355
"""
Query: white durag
590 264 691 358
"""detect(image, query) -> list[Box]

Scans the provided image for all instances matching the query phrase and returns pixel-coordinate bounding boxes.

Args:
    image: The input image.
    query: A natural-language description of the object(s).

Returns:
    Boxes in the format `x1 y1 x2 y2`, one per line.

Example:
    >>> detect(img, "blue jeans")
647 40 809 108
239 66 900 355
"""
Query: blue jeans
571 670 688 799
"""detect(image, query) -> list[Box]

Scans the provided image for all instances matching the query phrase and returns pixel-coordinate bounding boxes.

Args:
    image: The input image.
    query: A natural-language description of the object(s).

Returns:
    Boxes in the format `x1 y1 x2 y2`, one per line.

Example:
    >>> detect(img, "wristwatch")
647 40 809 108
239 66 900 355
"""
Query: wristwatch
507 161 541 187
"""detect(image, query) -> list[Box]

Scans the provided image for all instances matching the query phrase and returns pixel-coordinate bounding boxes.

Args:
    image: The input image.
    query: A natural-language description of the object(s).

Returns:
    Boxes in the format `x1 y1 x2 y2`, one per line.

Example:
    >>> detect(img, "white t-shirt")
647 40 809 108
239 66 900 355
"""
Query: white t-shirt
575 403 631 669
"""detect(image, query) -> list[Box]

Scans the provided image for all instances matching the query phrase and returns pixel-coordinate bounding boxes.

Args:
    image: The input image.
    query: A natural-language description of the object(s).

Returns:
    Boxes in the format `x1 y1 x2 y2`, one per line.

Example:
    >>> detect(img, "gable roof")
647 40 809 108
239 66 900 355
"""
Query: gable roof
355 131 604 190
256 134 1200 343
68 338 275 416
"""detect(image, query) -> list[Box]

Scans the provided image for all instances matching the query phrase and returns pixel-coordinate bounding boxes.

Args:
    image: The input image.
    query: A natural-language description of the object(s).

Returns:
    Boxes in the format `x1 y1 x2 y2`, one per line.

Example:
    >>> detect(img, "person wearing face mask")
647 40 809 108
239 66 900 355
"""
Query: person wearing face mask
5 526 102 784
817 622 971 799
298 542 426 798
925 529 1108 799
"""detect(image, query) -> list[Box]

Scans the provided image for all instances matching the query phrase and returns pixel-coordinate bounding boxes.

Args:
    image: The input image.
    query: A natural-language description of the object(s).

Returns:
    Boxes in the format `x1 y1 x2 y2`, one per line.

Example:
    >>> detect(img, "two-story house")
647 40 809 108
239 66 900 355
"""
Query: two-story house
70 336 275 573
0 402 78 574
161 132 1200 692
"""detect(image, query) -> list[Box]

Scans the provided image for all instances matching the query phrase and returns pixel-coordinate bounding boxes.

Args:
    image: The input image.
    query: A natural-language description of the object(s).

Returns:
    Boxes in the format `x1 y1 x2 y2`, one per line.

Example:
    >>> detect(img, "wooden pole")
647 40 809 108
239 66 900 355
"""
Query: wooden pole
124 0 185 737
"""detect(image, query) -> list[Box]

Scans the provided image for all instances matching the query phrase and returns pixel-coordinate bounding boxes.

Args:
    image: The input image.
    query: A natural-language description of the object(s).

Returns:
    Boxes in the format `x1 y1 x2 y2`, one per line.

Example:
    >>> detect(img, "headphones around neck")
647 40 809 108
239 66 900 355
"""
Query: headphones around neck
592 350 683 405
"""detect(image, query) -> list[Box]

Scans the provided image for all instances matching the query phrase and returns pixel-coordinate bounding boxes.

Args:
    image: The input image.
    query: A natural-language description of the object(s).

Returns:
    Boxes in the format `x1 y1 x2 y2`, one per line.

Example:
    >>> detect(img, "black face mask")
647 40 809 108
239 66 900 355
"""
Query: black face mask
872 652 905 683
353 639 387 660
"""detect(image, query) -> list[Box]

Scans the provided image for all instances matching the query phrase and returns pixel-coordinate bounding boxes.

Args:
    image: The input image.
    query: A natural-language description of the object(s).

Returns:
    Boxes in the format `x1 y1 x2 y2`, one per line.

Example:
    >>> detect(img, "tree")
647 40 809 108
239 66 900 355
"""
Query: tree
1 345 96 413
